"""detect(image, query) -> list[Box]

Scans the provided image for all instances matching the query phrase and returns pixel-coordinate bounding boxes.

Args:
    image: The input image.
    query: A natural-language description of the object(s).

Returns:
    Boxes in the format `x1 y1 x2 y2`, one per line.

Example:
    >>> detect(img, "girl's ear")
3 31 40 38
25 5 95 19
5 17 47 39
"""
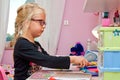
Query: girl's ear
22 19 31 34
23 19 31 28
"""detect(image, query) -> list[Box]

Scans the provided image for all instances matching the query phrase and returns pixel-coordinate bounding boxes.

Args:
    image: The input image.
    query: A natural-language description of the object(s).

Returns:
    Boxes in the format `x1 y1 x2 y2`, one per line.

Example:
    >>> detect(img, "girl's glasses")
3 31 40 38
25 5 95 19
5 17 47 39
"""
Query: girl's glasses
31 18 46 26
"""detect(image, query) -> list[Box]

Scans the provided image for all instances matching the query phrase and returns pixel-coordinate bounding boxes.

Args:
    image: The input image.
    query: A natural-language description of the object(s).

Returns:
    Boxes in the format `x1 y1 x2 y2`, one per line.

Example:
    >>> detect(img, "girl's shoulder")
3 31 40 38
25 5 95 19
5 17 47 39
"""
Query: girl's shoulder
15 37 33 47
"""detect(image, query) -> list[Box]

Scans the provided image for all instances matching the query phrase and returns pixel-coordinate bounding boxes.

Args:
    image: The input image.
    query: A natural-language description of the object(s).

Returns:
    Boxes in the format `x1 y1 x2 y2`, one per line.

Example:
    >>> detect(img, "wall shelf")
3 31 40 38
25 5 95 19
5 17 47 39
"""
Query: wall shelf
83 0 120 12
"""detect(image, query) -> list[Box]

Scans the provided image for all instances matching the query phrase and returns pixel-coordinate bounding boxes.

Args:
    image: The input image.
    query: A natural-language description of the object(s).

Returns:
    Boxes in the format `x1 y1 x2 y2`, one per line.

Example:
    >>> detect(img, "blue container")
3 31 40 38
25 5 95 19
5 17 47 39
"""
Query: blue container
98 66 120 80
103 51 120 68
98 66 120 72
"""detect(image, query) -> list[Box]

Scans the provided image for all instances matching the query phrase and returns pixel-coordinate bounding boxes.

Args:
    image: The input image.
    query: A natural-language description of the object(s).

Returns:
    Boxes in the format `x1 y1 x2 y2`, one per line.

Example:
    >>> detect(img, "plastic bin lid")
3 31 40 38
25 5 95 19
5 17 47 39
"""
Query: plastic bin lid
98 47 120 51
98 66 120 72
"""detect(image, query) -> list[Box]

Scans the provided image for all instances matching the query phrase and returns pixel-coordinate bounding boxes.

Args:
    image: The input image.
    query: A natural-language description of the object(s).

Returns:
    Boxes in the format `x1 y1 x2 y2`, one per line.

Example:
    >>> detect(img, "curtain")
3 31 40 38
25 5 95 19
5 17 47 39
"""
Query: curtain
0 0 10 61
35 0 66 55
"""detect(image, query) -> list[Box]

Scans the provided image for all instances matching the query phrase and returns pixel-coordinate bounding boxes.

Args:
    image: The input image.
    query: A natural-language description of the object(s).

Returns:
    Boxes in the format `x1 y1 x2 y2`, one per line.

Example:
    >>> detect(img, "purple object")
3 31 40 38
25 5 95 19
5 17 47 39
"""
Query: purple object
70 42 85 56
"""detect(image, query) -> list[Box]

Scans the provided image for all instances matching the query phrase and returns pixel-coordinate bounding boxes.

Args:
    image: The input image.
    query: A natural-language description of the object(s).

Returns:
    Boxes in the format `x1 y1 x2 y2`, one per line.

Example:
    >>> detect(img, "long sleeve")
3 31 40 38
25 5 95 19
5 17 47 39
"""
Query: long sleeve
14 37 70 69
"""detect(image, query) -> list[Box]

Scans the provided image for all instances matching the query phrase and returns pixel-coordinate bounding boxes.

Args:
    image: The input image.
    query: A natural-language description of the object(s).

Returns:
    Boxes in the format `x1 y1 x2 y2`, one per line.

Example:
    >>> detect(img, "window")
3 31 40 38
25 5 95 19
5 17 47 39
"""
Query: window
6 0 26 48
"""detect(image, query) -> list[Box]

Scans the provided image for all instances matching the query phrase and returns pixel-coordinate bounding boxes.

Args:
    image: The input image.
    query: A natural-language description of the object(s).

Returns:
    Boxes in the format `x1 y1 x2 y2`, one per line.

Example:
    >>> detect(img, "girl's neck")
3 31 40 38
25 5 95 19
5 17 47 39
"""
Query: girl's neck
21 34 35 43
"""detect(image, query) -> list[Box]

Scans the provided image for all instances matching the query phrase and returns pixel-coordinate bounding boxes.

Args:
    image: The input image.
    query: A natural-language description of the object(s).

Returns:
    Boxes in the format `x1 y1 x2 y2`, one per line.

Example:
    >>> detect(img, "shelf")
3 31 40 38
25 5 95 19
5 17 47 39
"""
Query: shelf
99 27 120 31
83 0 120 12
98 47 120 51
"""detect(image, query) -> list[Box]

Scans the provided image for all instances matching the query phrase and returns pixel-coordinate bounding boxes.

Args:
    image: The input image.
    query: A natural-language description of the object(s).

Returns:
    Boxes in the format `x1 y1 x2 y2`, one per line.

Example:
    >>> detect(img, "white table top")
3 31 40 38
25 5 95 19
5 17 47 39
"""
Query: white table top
26 69 98 80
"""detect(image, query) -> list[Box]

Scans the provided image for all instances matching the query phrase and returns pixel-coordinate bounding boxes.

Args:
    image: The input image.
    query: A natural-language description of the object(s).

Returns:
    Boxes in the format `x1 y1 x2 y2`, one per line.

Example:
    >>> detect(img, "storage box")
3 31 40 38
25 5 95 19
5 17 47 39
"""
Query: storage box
102 18 110 27
98 27 120 47
98 50 120 68
99 71 120 80
99 67 120 80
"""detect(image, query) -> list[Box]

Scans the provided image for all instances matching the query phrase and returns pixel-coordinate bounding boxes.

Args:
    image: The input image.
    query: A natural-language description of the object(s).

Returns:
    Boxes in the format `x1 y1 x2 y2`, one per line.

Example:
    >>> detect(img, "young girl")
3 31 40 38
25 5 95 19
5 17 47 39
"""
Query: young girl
13 3 88 80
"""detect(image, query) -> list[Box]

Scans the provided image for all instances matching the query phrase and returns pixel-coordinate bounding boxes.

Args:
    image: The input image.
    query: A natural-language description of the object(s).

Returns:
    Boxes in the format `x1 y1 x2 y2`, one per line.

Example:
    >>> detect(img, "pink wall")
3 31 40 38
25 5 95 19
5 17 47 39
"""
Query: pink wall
1 49 14 66
1 0 99 65
57 0 98 55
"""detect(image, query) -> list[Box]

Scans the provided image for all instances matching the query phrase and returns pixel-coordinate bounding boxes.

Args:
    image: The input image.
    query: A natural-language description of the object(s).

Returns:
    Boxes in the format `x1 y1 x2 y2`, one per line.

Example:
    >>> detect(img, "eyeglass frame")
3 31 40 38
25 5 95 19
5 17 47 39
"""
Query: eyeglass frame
31 18 46 26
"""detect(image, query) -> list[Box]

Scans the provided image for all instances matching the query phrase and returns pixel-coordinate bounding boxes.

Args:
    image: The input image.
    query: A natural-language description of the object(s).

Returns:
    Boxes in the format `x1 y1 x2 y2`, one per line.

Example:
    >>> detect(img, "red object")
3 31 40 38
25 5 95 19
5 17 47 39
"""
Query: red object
88 68 98 73
49 76 56 80
114 10 119 18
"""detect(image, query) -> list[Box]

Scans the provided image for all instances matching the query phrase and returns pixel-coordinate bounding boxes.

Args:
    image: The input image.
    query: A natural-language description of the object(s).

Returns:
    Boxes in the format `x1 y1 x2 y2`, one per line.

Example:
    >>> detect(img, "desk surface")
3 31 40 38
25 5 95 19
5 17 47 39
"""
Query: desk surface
27 70 98 80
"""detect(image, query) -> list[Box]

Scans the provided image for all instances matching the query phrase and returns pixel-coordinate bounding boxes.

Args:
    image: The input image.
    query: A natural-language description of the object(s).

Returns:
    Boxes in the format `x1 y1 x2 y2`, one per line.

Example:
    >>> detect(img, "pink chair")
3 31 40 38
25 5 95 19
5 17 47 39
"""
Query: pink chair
0 66 8 80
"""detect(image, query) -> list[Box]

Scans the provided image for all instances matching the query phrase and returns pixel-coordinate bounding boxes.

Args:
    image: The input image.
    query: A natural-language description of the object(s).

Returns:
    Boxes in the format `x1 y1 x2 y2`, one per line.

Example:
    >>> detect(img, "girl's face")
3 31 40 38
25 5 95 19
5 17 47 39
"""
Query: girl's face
28 10 46 38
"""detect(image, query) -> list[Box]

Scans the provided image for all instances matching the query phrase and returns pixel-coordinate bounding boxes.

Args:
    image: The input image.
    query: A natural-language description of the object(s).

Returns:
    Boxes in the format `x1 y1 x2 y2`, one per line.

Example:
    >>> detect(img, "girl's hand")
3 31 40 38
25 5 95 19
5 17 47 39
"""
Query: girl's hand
69 56 89 68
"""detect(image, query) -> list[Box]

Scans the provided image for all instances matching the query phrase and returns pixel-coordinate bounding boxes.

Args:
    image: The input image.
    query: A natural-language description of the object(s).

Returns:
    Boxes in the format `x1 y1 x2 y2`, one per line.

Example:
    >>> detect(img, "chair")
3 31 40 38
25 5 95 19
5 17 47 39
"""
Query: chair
0 66 8 80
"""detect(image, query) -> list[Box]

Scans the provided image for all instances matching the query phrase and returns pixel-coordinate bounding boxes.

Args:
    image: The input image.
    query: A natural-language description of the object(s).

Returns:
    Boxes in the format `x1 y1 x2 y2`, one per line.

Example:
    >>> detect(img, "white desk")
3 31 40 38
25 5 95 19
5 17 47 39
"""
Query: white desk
27 69 98 80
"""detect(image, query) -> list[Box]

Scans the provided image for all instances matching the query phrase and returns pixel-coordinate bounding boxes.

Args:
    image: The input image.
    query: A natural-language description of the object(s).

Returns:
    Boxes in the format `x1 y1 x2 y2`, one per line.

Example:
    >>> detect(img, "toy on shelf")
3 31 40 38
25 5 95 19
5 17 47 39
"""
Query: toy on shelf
101 12 110 27
84 50 98 62
70 42 85 56
114 10 120 26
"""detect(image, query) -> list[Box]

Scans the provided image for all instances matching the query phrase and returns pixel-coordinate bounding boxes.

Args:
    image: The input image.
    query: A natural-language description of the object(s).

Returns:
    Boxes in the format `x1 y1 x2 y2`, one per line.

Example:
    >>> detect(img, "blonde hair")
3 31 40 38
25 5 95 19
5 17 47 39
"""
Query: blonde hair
14 3 45 44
